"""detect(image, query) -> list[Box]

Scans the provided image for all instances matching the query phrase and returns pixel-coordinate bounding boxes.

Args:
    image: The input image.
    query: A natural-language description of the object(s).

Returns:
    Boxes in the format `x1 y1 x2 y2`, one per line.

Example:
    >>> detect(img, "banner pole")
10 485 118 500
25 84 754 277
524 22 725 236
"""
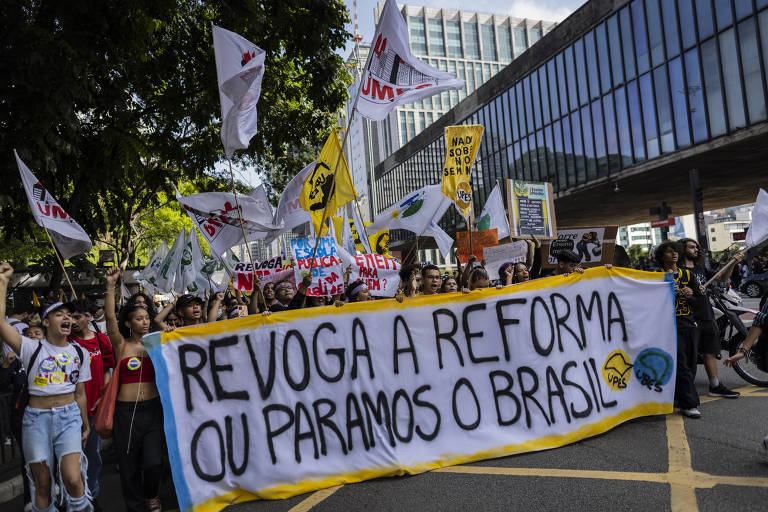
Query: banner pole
227 159 255 268
43 228 77 300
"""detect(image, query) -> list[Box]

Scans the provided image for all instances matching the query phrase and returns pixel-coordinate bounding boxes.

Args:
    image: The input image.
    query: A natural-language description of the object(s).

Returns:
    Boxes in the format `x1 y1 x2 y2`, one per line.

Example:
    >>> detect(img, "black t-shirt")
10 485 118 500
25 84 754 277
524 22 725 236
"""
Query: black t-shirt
682 265 715 321
672 268 701 328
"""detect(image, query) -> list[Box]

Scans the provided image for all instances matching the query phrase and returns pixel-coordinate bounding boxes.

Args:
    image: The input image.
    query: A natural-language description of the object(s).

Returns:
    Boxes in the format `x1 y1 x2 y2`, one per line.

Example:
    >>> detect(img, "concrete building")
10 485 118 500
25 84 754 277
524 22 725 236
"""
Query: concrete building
618 222 663 250
372 0 768 253
344 4 556 220
708 219 751 251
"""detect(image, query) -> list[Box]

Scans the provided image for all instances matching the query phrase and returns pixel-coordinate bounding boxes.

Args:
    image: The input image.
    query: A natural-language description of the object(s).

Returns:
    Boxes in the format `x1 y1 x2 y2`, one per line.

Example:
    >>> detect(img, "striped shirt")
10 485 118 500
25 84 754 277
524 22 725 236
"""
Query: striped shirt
755 300 768 329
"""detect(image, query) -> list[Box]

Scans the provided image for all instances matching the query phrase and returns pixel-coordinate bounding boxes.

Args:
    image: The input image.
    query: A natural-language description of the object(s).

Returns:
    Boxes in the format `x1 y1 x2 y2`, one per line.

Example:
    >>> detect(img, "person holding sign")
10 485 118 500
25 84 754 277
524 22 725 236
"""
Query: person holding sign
440 276 458 293
104 267 164 512
346 280 372 302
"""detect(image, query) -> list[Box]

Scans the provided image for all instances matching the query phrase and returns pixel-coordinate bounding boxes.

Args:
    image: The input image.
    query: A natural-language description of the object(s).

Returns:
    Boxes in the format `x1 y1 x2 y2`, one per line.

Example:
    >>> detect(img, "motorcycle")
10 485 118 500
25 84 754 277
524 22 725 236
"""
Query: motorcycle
708 285 768 386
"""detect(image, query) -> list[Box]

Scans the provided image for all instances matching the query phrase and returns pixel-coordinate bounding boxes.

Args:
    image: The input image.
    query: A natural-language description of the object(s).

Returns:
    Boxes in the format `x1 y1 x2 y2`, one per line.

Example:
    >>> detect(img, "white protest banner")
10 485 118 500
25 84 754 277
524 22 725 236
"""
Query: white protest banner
144 267 677 512
348 253 401 297
290 237 344 296
745 188 768 248
233 256 284 292
484 241 530 280
547 228 607 265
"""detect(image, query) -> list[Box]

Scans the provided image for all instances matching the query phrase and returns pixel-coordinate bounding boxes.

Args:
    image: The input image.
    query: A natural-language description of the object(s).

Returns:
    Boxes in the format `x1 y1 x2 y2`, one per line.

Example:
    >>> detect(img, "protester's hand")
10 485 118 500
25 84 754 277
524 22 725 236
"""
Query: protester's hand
105 266 120 287
90 397 102 414
261 310 271 317
302 275 312 288
734 252 745 263
680 286 693 298
334 300 345 308
531 234 541 249
163 324 176 332
468 254 477 265
0 262 13 285
575 266 584 274
505 265 514 278
81 421 90 444
461 287 471 294
481 259 487 268
408 272 418 293
604 264 612 270
700 285 707 295
723 350 746 367
495 284 503 289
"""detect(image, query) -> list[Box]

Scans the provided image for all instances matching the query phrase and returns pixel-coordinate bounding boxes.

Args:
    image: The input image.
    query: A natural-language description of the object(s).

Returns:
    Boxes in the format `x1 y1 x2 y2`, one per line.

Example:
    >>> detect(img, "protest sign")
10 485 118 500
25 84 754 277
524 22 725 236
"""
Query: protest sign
441 125 484 219
290 237 344 296
456 229 498 263
144 267 676 512
233 257 291 291
507 180 557 239
483 241 530 280
348 253 401 297
542 227 618 269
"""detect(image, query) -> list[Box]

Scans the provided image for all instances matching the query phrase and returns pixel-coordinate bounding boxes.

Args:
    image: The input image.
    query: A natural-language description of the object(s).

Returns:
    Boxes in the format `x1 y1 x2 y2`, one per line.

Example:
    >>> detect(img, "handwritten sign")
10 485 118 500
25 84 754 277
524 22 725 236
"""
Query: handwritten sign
144 267 677 512
233 257 290 292
541 227 618 269
507 180 557 239
348 253 401 297
483 241 529 280
290 237 344 296
456 229 498 263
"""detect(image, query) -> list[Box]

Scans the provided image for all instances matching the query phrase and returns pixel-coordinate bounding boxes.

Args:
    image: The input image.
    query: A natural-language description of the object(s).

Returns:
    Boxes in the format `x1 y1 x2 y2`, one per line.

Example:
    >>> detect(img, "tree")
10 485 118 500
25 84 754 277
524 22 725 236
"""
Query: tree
0 0 351 267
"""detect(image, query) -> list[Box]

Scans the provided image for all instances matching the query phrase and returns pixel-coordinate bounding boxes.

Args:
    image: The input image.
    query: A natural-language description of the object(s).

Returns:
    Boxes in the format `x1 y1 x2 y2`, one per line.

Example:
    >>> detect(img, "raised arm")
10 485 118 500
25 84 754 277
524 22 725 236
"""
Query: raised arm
248 275 265 315
104 267 125 354
208 291 225 322
154 299 176 332
0 263 22 356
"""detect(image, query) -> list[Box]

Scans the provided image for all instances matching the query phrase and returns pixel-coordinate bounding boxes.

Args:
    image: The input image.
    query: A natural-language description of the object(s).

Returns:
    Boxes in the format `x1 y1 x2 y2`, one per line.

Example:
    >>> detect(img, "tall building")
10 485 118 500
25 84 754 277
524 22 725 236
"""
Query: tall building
344 4 556 220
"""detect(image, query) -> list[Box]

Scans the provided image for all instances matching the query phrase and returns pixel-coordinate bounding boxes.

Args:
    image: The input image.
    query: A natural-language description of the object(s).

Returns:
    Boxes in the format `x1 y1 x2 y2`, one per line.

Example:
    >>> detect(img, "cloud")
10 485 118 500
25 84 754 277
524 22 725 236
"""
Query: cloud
506 0 583 23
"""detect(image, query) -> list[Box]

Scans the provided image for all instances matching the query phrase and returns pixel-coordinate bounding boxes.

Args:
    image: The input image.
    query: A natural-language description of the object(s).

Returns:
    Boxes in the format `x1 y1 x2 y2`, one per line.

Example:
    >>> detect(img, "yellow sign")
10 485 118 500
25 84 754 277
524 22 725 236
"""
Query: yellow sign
441 125 484 219
331 216 390 257
300 132 358 235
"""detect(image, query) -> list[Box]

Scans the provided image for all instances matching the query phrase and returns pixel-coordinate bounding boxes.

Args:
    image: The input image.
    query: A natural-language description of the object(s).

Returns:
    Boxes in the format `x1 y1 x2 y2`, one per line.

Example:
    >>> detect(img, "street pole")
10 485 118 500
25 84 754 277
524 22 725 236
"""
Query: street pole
689 168 710 263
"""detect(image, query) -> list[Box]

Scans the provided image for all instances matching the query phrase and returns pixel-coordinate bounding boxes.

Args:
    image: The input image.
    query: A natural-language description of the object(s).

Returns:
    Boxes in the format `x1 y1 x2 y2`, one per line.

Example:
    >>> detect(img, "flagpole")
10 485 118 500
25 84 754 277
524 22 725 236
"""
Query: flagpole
227 159 255 268
43 228 77 300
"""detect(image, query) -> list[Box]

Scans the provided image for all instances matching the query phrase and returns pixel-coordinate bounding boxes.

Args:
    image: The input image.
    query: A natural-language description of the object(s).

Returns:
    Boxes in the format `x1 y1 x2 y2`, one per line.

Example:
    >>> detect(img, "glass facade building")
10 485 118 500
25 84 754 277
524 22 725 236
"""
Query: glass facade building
373 0 768 231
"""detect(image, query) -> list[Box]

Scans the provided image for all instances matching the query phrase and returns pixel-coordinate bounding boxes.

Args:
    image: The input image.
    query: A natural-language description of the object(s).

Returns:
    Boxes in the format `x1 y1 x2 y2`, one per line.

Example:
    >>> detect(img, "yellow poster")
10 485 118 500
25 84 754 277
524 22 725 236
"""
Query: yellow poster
300 132 358 235
441 124 484 219
331 216 390 257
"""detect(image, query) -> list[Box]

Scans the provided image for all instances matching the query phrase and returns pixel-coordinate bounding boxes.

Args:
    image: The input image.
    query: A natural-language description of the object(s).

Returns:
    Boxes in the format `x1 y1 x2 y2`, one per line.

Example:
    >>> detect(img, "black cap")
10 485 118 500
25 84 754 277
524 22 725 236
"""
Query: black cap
176 294 204 310
556 250 581 264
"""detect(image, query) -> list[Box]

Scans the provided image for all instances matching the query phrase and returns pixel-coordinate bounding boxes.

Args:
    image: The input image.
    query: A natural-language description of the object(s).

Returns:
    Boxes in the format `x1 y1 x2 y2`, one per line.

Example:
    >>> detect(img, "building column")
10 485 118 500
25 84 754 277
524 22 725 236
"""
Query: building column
689 168 710 261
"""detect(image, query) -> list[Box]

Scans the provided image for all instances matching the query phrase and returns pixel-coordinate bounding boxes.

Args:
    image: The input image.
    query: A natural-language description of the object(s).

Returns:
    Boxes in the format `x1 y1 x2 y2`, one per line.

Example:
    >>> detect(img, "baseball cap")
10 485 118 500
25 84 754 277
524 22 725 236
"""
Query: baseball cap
42 302 73 320
176 294 204 310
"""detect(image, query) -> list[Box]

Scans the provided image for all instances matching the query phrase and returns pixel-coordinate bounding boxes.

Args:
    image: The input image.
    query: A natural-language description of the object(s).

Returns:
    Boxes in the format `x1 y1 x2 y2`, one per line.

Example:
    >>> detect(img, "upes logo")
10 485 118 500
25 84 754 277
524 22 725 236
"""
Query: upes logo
306 161 335 212
455 182 472 210
241 50 257 67
601 349 633 391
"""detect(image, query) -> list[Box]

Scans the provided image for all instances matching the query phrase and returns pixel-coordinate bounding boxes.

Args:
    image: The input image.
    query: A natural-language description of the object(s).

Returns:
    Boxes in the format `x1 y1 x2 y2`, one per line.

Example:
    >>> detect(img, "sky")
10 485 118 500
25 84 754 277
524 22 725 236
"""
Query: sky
341 0 587 57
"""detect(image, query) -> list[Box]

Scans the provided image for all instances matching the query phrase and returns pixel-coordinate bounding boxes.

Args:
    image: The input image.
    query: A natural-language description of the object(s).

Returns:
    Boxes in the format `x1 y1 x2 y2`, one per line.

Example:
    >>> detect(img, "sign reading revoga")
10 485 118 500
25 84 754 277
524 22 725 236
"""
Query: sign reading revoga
143 267 677 512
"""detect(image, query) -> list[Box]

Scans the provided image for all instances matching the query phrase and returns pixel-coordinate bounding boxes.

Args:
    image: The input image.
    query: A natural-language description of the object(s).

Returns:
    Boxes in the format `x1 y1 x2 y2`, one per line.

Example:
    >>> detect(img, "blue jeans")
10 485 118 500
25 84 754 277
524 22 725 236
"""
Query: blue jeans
22 402 92 512
85 417 101 498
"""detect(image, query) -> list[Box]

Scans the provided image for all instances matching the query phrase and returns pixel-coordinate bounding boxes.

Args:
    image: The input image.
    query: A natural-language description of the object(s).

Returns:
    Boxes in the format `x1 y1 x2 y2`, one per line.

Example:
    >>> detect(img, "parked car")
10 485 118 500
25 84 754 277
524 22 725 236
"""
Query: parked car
741 272 768 298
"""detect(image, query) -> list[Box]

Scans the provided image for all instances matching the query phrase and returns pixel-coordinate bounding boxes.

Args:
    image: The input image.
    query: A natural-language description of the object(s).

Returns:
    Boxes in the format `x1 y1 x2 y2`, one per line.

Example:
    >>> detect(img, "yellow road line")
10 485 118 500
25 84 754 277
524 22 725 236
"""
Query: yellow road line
434 465 668 483
287 485 343 512
665 414 698 512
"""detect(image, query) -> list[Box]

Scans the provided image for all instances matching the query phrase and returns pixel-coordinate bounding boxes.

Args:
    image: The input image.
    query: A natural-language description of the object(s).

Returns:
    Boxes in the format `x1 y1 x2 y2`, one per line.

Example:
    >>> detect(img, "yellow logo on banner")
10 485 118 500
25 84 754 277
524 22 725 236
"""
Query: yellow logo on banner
441 125 484 219
300 131 358 235
602 349 633 391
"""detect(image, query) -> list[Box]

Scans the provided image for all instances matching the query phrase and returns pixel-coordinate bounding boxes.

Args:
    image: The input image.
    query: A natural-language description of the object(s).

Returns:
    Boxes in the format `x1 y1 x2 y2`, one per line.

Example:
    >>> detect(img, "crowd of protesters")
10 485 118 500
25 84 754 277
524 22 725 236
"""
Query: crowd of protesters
0 236 767 511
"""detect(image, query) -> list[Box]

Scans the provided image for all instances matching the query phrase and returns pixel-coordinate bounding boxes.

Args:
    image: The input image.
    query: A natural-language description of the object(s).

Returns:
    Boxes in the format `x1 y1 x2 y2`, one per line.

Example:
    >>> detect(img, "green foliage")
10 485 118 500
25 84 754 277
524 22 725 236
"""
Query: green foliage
625 244 647 267
0 0 351 265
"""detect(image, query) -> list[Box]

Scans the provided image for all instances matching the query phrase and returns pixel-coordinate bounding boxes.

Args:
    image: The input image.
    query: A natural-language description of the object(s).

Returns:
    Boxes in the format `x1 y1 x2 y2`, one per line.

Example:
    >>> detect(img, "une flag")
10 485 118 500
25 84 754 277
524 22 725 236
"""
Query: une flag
212 25 266 159
478 182 510 240
15 150 92 259
299 131 357 235
368 184 451 237
441 125 483 219
265 161 314 244
357 0 464 121
746 188 768 248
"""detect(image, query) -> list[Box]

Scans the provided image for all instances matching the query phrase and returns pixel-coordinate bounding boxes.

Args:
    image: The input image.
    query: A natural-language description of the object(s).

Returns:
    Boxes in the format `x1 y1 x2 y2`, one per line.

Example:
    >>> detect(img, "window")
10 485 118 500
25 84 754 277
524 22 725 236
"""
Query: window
513 26 527 57
446 20 463 58
481 24 497 61
696 0 715 40
498 27 513 62
684 49 708 143
608 15 624 87
565 46 579 112
603 92 619 170
712 237 717 241
547 60 560 120
466 62 475 93
719 28 746 129
714 0 733 31
640 73 659 158
711 227 715 232
399 111 408 146
662 0 680 59
627 80 646 161
615 86 633 165
428 19 445 57
633 0 650 73
668 57 691 148
654 66 674 152
409 16 427 55
592 100 607 175
701 39 726 136
738 19 766 123
575 38 590 105
678 0 696 49
619 7 637 80
646 0 664 66
464 22 480 59
530 28 542 44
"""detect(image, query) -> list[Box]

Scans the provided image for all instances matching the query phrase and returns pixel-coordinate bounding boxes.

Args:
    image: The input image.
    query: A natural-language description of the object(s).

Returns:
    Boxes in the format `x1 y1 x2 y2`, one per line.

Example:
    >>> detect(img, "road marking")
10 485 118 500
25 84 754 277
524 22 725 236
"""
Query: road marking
666 414 698 511
700 384 765 403
287 485 343 512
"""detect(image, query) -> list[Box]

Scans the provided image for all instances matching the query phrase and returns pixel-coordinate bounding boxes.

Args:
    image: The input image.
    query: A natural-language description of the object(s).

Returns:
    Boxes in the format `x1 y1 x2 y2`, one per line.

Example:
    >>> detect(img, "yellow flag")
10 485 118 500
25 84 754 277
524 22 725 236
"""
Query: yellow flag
441 125 484 219
300 131 357 234
331 216 345 245
32 290 41 307
367 229 390 257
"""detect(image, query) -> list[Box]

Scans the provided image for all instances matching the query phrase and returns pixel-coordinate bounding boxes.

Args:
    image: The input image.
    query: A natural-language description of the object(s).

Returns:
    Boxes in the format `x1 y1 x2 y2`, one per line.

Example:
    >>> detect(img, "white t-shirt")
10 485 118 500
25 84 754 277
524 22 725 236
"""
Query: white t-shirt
20 337 91 396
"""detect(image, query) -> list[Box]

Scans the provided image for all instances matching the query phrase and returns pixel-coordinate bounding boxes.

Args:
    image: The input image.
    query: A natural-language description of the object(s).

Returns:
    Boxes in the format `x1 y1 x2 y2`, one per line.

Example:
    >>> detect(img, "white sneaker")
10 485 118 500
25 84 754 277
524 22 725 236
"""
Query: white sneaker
680 407 701 418
24 503 32 512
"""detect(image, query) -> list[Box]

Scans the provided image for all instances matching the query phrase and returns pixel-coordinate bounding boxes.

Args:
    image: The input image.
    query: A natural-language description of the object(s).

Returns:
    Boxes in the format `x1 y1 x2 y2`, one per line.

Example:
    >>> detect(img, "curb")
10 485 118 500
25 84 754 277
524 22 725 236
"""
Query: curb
0 475 22 504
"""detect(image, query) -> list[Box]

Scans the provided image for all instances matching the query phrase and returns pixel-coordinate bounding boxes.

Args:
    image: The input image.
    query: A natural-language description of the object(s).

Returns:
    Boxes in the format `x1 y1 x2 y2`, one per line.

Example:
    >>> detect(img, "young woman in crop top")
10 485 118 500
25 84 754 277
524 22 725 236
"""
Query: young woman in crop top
104 267 163 512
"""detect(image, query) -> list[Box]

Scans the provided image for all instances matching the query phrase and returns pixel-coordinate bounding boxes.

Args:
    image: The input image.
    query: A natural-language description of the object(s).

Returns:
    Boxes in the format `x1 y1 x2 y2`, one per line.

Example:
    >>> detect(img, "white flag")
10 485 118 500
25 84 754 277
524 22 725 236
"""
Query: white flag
746 188 768 248
187 229 210 295
368 184 451 237
176 229 198 294
269 161 314 238
213 26 266 158
478 183 510 240
134 241 168 287
356 0 464 121
15 150 92 259
155 229 186 293
424 221 454 259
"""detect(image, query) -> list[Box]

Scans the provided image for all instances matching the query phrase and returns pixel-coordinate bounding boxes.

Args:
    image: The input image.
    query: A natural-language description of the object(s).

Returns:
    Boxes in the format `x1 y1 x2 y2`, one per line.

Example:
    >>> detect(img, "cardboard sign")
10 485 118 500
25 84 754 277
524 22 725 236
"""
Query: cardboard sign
233 257 284 292
507 180 557 239
541 227 618 268
290 237 344 296
348 253 401 297
456 229 498 263
483 241 530 280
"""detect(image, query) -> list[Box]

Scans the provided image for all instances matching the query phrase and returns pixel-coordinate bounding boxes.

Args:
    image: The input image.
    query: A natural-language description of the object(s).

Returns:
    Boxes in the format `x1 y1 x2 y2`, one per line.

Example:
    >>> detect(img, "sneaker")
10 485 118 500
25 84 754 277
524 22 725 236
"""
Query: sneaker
680 407 702 418
24 503 32 512
146 496 162 512
708 383 741 398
